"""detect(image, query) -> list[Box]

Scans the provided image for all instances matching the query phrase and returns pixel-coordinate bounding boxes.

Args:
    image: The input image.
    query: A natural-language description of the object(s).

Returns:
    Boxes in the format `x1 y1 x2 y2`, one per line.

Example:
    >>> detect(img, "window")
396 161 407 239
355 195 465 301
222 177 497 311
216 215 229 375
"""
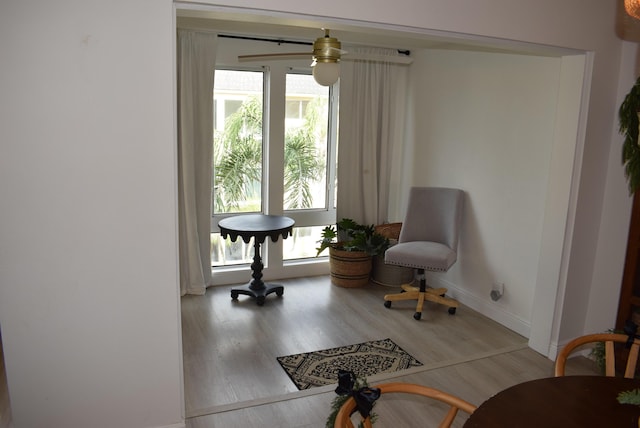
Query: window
283 73 328 211
211 69 264 267
212 69 264 215
211 66 338 276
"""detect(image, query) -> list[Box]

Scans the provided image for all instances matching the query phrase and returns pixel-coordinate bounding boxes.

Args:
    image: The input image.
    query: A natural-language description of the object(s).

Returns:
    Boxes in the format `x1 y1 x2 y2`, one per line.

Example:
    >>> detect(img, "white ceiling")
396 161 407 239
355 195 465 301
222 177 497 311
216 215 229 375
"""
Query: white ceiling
176 9 583 58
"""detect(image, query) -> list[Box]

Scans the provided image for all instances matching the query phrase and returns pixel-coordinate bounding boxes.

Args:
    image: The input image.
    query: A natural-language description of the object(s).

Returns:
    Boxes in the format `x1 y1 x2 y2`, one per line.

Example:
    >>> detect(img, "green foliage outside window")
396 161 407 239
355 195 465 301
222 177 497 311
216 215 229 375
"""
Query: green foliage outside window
213 96 325 213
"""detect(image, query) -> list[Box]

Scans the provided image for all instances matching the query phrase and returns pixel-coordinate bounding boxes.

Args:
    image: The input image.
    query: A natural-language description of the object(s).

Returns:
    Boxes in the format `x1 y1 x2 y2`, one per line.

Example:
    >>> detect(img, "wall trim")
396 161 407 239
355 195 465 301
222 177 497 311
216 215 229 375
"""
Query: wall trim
428 274 532 340
155 423 185 428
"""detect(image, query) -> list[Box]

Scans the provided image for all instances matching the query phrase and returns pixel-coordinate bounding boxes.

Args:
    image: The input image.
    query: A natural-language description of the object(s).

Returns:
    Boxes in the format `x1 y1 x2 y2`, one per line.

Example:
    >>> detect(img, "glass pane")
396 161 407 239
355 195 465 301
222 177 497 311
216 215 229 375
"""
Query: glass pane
213 69 264 214
283 225 329 261
211 232 254 267
284 73 329 210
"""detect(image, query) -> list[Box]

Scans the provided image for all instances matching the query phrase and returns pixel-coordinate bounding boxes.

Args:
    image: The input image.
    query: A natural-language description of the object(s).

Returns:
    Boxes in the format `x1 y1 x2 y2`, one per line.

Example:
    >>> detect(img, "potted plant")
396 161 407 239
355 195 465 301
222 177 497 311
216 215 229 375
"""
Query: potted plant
316 218 390 288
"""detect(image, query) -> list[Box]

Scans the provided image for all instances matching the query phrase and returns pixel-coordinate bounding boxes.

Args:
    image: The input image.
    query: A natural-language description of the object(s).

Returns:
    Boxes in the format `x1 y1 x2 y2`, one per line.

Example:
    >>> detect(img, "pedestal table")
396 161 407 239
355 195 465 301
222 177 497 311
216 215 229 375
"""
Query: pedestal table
218 214 294 306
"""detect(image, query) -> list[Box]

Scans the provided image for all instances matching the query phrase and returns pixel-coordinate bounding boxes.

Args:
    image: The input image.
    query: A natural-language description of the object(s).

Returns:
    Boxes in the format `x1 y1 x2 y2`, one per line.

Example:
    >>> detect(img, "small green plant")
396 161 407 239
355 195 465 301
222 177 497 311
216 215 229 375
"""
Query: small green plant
589 329 616 374
618 388 640 406
316 218 390 257
590 341 606 375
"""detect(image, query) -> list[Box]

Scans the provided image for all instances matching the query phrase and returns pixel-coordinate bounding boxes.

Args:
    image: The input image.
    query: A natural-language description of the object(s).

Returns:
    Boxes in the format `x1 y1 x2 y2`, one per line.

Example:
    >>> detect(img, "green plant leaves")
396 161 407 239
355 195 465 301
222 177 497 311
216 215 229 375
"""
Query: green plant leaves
619 76 640 194
316 218 390 256
617 388 640 406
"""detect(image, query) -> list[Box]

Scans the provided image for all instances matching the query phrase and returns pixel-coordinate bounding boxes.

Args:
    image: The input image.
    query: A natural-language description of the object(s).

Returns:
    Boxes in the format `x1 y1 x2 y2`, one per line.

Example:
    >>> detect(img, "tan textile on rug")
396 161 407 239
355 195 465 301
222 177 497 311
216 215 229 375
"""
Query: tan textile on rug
277 338 423 390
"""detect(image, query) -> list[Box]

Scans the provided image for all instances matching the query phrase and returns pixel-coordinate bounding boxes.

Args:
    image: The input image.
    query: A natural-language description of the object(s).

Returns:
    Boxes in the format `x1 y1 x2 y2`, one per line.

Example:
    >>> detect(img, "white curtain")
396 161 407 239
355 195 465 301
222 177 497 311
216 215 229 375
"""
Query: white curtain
177 30 217 296
337 47 409 226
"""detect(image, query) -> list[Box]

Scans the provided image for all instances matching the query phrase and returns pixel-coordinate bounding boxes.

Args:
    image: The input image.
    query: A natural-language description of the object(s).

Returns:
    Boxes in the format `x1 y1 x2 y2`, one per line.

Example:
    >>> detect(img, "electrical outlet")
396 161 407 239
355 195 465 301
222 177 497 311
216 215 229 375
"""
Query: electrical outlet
490 282 504 301
492 282 504 294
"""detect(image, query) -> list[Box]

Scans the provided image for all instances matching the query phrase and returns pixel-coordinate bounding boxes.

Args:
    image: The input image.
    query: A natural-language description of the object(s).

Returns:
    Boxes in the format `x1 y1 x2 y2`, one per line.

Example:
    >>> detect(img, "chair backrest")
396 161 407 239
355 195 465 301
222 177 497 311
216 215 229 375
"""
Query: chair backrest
554 333 640 378
333 382 476 428
398 187 464 252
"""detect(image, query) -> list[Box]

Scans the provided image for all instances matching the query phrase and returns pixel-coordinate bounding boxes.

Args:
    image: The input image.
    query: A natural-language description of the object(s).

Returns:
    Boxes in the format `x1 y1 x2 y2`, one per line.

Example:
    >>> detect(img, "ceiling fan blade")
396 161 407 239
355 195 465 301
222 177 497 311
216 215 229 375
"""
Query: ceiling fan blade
238 52 312 62
341 52 413 64
237 50 412 65
327 46 348 55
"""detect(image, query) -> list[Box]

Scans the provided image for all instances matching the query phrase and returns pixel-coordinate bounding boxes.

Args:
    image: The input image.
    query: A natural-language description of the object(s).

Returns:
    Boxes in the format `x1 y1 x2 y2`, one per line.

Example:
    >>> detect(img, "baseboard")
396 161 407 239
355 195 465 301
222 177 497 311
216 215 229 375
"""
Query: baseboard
549 338 590 361
548 341 562 361
426 274 531 339
154 422 185 428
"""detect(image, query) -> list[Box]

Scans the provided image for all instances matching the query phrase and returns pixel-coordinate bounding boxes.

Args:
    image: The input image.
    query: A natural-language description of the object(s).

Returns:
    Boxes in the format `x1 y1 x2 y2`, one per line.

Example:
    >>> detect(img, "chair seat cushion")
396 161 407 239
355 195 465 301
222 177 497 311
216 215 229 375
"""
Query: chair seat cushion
384 241 457 272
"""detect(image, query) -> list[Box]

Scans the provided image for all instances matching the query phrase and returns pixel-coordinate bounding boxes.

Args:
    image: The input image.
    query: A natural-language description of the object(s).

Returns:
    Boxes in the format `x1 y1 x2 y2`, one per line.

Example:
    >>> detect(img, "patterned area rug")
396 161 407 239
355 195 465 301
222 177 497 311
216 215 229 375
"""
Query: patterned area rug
277 338 423 390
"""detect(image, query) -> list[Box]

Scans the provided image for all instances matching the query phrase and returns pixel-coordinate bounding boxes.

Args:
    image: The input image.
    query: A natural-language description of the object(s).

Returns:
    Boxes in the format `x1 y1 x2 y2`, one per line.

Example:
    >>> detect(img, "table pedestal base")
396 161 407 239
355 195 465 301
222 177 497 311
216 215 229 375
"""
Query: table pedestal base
218 214 294 307
231 282 284 306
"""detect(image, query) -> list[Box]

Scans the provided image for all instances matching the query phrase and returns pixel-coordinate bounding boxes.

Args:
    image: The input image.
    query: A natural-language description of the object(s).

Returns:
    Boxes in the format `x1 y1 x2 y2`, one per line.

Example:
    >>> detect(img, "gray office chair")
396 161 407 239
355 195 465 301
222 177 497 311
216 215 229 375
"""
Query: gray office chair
383 187 464 320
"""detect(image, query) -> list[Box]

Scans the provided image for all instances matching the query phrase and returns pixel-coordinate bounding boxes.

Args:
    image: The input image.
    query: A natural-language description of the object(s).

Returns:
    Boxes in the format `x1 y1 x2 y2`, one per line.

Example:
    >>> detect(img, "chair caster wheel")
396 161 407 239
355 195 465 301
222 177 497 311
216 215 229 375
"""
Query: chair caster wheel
448 307 456 315
231 291 239 300
384 301 392 308
256 296 265 306
276 289 284 297
413 312 422 320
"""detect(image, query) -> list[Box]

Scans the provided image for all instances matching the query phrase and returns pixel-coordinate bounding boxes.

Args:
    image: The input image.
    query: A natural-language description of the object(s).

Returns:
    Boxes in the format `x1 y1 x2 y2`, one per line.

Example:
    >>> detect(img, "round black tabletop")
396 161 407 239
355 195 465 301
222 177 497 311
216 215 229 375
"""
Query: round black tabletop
464 375 640 428
218 214 294 244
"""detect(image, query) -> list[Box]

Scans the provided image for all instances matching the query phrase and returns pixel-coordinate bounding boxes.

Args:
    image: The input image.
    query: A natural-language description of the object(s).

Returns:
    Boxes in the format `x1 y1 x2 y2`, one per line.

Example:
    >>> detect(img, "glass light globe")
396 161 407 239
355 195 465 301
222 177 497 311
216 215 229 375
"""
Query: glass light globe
313 62 340 86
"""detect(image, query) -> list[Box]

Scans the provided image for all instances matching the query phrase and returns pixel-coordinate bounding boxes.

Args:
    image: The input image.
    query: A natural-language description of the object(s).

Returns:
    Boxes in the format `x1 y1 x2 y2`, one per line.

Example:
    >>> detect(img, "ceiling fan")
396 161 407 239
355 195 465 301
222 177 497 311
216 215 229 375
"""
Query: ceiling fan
237 29 412 86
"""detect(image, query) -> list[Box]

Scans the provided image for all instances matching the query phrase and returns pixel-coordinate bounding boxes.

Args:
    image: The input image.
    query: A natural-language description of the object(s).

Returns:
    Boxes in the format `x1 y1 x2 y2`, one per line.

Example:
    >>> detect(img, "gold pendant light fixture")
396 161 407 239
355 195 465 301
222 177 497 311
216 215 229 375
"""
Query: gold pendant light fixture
312 29 341 86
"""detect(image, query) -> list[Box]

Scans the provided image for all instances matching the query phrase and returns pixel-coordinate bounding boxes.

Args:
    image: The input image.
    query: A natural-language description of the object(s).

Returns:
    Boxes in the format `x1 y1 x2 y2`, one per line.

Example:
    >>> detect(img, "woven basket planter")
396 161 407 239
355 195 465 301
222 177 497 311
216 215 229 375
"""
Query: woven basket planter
329 246 372 288
374 222 403 240
371 255 414 287
371 222 414 287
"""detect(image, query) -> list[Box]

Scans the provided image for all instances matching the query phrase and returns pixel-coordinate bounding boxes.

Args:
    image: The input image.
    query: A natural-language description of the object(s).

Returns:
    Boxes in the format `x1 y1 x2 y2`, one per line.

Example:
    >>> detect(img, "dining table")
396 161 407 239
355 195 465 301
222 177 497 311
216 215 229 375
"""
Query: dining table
463 375 640 427
217 214 294 306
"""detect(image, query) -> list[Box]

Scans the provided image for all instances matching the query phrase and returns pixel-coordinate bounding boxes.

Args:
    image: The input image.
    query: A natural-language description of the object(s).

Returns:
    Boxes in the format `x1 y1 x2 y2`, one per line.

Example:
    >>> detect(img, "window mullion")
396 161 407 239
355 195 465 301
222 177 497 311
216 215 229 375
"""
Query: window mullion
265 65 286 216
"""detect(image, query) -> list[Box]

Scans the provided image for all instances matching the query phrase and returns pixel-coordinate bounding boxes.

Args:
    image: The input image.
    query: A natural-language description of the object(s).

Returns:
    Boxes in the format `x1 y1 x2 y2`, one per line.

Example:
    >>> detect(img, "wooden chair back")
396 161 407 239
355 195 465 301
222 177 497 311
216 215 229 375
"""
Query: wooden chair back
554 332 640 378
333 382 476 428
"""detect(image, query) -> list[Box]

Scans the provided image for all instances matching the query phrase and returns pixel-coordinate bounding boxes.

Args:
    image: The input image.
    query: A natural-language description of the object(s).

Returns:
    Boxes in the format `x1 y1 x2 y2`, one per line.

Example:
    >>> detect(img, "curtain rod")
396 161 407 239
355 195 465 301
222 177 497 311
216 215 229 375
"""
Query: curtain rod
218 33 311 46
218 33 410 56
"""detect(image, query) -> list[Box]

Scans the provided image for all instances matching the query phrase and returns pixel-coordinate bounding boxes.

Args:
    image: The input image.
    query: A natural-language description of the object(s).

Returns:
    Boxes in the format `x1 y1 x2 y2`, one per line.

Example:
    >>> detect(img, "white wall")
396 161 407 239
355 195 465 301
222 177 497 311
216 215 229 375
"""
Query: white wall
0 1 183 427
0 0 633 426
583 41 638 334
406 49 562 336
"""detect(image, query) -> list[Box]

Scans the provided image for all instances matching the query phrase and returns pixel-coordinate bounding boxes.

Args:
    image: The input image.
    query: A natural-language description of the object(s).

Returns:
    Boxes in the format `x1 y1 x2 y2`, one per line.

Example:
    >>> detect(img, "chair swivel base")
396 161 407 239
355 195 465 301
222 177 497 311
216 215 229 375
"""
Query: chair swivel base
384 284 459 320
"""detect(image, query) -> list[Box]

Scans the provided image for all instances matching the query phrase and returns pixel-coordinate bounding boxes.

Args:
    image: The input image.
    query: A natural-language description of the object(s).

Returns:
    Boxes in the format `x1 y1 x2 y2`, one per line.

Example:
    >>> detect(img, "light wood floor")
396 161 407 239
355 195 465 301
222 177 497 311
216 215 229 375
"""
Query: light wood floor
182 275 599 428
0 275 598 428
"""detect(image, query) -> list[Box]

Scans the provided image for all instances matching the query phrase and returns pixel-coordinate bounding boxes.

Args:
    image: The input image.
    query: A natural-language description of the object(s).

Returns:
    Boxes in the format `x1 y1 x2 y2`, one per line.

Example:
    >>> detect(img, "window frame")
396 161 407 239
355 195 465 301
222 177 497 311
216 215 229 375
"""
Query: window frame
210 63 337 284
